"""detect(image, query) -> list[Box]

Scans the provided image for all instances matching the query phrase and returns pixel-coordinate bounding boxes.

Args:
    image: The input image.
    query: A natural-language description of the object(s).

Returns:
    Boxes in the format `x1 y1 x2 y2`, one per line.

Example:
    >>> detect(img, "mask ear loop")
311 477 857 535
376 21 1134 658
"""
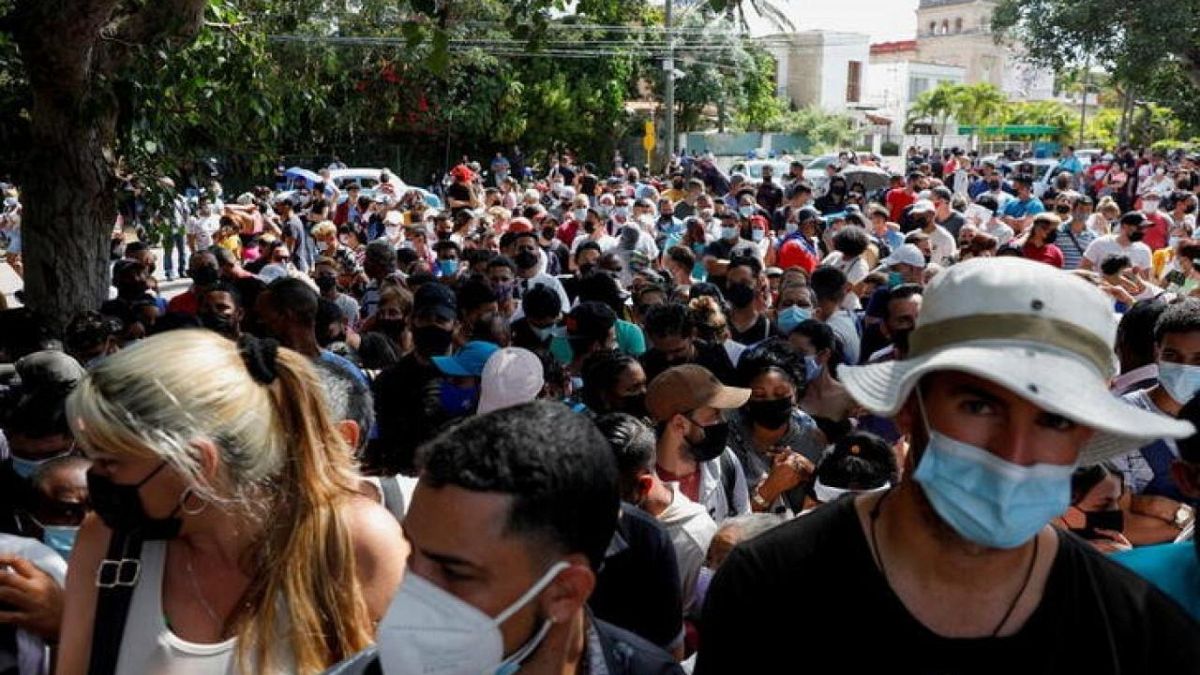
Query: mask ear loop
491 560 572 674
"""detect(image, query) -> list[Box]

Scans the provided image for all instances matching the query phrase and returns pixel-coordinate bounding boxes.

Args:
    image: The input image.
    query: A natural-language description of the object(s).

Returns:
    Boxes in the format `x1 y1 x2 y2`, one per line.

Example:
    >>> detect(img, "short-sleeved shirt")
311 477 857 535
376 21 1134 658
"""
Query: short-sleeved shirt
1002 196 1045 220
1021 242 1065 268
1056 224 1097 270
1113 542 1200 620
695 496 1200 674
1082 235 1153 272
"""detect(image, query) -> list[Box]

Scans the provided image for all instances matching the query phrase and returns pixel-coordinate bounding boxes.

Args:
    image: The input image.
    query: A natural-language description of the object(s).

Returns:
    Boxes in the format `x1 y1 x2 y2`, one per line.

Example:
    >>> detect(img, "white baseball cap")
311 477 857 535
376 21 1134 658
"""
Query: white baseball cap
881 244 927 269
910 199 936 215
840 257 1194 465
477 348 545 415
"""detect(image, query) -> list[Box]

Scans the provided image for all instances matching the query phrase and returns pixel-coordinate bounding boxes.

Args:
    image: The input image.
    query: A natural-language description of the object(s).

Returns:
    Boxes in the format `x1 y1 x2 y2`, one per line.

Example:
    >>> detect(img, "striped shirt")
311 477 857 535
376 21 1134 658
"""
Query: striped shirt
1057 221 1097 270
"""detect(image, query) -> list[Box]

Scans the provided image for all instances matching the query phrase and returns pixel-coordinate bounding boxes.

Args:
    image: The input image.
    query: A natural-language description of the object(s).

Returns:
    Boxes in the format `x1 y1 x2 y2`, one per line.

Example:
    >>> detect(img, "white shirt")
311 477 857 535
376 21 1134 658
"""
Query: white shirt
570 233 619 255
981 219 1015 246
656 484 717 617
516 271 571 312
187 214 220 250
1082 235 1153 272
1110 389 1178 495
823 309 861 365
926 224 957 266
0 535 67 675
821 252 867 311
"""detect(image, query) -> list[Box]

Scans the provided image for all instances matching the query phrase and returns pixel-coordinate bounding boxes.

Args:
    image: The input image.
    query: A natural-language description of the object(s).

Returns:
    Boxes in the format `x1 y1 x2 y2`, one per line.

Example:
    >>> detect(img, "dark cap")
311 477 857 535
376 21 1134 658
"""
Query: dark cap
796 206 823 223
414 282 457 321
566 301 616 341
1119 211 1147 228
15 350 85 390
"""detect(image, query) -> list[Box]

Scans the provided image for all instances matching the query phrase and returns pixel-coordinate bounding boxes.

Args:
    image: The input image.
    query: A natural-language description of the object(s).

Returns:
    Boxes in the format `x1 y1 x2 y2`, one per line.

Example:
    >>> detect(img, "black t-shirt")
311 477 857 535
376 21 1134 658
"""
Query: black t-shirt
366 353 442 475
728 314 774 346
695 496 1200 674
641 340 737 385
446 182 472 214
591 504 684 652
938 211 967 240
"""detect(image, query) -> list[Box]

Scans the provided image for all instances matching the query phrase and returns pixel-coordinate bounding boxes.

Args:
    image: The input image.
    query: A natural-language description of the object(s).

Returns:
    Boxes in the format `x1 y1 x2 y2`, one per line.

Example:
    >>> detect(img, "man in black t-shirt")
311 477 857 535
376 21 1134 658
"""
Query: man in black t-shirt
640 303 736 385
697 258 1200 674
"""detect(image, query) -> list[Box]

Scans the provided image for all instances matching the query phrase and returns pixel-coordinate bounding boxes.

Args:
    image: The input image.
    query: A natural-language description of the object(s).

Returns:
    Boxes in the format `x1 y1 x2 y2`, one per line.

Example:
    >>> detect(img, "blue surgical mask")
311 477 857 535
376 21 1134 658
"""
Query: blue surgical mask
439 381 478 417
438 259 459 277
778 306 811 335
1158 361 1200 404
912 394 1074 549
739 206 755 218
720 226 739 241
751 230 765 242
888 271 905 288
531 324 556 342
785 222 799 235
10 451 71 480
804 355 822 382
42 525 79 560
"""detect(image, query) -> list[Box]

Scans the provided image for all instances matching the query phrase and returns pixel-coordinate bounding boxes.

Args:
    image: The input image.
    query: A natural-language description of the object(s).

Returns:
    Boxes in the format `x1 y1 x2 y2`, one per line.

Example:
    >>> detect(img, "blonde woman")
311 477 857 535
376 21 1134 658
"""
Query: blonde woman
1088 197 1121 237
58 330 405 674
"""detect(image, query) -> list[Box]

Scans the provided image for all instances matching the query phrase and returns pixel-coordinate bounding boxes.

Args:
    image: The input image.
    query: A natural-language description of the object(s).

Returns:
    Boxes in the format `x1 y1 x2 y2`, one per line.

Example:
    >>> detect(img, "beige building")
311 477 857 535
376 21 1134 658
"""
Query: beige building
913 0 1053 101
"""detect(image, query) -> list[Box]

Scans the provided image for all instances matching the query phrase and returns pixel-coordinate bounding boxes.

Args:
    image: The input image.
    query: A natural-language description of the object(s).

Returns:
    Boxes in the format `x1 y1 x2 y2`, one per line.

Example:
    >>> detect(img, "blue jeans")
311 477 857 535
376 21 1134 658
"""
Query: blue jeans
163 232 188 276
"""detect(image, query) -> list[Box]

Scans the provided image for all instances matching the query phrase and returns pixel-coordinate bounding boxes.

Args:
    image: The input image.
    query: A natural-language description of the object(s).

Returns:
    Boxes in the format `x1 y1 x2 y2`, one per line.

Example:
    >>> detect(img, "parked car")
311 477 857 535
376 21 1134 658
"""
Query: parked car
728 159 793 183
278 167 442 209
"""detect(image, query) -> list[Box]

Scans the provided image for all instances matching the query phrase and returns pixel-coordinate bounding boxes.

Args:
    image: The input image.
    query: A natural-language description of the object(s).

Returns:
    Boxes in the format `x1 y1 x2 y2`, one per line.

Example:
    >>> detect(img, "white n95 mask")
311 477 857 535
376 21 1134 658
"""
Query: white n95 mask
378 561 570 675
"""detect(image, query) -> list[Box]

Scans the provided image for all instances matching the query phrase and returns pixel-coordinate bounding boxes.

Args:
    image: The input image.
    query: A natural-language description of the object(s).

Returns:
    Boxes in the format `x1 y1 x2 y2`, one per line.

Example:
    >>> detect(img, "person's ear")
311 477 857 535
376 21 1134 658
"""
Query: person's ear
539 556 595 624
1170 460 1200 501
335 420 361 452
191 439 222 485
636 473 655 503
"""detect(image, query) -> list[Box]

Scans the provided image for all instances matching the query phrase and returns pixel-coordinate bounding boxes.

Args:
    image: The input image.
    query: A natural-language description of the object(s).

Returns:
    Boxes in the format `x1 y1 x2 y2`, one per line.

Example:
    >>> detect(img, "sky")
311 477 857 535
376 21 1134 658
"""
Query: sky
745 0 919 43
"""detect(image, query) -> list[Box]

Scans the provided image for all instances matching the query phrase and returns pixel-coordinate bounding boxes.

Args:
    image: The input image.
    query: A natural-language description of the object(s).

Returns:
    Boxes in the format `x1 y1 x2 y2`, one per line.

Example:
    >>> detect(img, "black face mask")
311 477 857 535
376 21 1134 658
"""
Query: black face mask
190 266 220 287
578 263 596 277
1128 229 1145 242
87 463 182 540
1054 204 1072 215
541 227 557 241
117 281 149 299
891 328 912 355
987 181 1001 190
515 250 539 270
1042 228 1059 246
684 419 730 462
583 221 598 234
726 282 756 308
616 392 648 419
743 397 793 429
413 324 453 356
1070 508 1125 539
375 318 406 338
315 275 338 293
199 312 238 337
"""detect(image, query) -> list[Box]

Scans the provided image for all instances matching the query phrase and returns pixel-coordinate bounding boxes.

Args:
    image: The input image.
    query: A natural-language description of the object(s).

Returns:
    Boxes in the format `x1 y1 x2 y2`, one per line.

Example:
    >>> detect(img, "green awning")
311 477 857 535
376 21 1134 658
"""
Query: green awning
957 125 1060 136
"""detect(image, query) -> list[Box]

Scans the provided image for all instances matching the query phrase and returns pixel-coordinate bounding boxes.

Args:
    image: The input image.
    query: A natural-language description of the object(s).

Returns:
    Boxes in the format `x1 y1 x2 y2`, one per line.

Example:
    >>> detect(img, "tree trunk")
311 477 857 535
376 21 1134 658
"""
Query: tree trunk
22 106 118 328
7 0 208 331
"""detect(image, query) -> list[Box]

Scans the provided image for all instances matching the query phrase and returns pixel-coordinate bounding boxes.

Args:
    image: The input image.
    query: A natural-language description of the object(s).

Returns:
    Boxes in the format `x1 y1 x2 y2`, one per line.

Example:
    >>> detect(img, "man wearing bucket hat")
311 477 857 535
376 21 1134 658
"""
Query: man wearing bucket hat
697 258 1200 672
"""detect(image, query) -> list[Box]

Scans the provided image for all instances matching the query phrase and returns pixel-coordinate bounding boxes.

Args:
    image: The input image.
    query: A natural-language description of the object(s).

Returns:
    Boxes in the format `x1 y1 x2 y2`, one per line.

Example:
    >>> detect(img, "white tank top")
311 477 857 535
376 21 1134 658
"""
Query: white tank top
114 541 294 675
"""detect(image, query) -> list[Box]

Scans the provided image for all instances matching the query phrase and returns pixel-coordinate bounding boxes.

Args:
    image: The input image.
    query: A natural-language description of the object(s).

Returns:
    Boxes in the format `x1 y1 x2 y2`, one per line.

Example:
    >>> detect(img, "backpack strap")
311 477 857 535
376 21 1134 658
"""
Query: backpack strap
87 530 144 675
378 476 406 523
718 450 738 516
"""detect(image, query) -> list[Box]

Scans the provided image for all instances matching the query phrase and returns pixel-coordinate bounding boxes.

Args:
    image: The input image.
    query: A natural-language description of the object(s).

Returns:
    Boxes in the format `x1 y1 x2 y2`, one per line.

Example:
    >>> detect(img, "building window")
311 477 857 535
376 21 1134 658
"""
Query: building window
909 76 929 100
846 60 862 103
928 21 936 35
941 20 949 34
955 17 963 32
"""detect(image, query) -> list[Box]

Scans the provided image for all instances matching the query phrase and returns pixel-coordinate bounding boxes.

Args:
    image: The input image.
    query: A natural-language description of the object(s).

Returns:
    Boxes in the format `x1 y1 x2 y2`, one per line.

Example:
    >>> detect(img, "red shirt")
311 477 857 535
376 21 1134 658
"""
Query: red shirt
776 239 818 273
1141 212 1170 252
885 188 916 223
1022 242 1064 268
556 219 581 248
166 289 199 316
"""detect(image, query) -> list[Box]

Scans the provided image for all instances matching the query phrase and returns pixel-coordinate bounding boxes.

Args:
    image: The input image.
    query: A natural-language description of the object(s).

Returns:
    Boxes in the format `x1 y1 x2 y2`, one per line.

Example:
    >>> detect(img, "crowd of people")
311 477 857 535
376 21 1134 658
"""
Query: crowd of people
1 143 1200 673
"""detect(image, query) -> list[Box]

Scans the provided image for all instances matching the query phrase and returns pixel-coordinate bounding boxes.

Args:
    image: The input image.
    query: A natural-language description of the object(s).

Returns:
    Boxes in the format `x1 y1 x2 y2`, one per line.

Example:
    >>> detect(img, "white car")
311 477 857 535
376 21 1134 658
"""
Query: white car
328 168 442 209
728 159 792 182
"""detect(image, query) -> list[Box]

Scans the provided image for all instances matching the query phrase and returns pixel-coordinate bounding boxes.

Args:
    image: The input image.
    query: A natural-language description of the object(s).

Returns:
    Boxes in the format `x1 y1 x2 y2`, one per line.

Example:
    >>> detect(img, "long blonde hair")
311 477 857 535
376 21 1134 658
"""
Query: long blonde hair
67 329 373 673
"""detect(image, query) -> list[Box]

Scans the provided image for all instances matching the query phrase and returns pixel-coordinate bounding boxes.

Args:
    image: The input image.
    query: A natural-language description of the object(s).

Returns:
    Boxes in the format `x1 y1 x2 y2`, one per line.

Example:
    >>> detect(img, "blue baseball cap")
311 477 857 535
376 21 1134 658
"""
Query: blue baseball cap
433 341 500 377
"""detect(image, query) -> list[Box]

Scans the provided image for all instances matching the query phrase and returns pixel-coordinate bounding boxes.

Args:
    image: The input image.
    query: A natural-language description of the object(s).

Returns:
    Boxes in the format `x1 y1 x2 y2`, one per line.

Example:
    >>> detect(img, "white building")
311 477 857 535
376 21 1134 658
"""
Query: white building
867 51 966 125
765 31 871 113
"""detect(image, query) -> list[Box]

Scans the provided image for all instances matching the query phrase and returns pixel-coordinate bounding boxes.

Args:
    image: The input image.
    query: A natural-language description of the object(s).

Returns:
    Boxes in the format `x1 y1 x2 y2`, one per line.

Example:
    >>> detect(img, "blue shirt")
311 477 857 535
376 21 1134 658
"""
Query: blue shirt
1113 542 1200 620
1001 196 1045 220
319 349 369 386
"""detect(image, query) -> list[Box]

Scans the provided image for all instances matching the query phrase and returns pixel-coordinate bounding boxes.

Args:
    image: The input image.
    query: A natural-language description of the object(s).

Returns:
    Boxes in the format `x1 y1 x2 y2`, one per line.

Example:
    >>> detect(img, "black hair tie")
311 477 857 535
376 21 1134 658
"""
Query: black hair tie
238 336 280 385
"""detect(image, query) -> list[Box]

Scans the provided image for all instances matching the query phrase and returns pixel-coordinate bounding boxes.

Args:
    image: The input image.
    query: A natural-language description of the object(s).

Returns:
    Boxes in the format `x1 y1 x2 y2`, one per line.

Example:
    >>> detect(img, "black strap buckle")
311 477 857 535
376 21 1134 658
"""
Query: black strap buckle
95 558 141 588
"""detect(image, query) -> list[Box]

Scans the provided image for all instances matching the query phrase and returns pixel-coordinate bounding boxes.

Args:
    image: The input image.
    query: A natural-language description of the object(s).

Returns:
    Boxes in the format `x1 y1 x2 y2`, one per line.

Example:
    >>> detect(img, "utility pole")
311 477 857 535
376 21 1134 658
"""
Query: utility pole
663 0 675 173
1077 60 1090 149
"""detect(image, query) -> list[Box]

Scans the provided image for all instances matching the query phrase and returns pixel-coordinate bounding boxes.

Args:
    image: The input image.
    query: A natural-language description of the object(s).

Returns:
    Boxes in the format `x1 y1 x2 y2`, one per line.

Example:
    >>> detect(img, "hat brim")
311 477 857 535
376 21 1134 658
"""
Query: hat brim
706 385 752 411
432 356 472 377
840 342 1196 466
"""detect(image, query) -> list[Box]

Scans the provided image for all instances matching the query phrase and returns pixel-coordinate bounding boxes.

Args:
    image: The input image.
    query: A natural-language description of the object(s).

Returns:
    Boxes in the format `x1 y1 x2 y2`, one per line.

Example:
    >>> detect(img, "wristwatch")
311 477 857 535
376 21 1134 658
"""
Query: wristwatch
1173 504 1195 530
